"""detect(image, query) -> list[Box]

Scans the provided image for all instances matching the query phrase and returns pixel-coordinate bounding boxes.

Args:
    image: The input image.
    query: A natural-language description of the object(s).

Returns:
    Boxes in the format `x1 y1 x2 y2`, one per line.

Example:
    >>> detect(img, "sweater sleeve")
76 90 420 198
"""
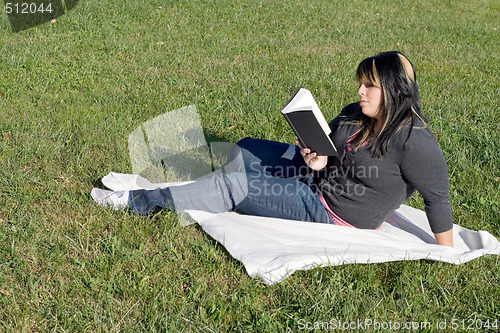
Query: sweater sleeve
400 129 454 233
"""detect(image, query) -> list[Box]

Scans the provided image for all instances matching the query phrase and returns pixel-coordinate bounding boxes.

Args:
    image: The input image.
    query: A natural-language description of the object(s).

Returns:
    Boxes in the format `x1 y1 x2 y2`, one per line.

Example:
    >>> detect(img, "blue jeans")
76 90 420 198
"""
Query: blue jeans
128 138 333 224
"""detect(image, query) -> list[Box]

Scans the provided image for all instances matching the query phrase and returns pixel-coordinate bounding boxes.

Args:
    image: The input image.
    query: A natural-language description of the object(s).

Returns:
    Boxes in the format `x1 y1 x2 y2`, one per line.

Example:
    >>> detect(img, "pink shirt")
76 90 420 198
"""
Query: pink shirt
318 192 355 228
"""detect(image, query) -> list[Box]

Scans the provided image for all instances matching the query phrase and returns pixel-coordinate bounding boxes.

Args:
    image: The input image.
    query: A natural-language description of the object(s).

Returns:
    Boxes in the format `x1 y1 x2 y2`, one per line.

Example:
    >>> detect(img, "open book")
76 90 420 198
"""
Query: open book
281 88 338 156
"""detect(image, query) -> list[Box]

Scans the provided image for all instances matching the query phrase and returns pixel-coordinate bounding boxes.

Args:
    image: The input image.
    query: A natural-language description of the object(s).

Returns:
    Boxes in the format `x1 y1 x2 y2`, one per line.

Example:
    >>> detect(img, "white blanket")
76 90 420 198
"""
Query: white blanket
102 172 500 285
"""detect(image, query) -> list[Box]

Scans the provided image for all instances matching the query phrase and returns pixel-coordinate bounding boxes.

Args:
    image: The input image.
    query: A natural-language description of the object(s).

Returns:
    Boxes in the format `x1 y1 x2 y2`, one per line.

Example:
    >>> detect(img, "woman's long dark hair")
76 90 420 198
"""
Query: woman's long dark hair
351 51 428 158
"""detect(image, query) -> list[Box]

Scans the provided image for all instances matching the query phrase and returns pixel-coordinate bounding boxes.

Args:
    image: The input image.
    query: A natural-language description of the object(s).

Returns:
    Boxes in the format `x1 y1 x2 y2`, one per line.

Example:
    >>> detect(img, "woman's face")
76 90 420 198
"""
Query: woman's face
358 82 383 120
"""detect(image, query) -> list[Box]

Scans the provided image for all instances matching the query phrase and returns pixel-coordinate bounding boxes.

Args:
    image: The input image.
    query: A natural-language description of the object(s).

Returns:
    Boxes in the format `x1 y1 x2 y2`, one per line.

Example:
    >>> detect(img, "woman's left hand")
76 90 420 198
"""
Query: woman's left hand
297 140 328 170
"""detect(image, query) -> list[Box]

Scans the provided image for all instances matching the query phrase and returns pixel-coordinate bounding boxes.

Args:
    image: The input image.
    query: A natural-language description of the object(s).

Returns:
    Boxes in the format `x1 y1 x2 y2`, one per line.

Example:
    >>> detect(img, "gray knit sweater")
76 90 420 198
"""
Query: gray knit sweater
313 103 453 233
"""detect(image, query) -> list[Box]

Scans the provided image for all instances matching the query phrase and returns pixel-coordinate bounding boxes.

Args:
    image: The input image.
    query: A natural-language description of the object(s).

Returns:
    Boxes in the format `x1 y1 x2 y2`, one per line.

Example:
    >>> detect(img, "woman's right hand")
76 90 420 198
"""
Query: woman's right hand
297 141 328 171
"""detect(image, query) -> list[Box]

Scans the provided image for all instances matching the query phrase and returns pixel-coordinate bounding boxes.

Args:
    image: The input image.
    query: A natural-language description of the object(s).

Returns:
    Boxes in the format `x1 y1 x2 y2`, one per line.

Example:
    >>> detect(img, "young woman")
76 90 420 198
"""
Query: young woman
92 51 454 247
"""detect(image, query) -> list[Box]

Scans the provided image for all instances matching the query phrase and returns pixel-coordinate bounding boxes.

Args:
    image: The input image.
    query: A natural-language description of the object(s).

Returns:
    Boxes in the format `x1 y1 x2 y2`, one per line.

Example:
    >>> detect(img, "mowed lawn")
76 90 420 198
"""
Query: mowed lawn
0 0 498 331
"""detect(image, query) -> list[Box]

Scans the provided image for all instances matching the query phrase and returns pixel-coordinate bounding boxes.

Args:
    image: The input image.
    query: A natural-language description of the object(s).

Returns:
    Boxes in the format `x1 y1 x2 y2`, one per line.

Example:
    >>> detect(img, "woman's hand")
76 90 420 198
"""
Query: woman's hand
434 229 453 247
297 140 328 171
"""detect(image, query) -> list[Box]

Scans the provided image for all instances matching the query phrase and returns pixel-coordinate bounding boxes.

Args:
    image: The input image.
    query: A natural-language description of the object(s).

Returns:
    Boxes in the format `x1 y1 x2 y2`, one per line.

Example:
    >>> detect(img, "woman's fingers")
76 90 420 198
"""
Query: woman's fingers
298 144 315 162
297 141 327 169
304 151 317 163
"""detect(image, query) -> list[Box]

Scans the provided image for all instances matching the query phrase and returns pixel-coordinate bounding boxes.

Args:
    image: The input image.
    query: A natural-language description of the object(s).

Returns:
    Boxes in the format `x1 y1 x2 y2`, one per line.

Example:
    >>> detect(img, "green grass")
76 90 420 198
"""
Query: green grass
0 0 499 331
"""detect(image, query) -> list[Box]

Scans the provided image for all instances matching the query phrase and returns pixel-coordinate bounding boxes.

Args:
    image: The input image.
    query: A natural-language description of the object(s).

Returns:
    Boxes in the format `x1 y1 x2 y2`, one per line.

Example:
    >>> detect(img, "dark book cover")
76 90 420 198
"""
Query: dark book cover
281 88 338 156
283 110 338 156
